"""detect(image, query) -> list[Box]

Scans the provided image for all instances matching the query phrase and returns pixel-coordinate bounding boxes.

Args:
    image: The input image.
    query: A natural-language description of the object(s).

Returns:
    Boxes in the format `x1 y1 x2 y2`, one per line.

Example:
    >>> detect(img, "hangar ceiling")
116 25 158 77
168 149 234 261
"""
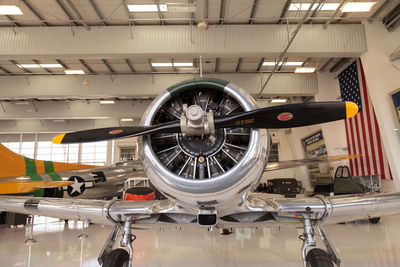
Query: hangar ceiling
0 0 399 132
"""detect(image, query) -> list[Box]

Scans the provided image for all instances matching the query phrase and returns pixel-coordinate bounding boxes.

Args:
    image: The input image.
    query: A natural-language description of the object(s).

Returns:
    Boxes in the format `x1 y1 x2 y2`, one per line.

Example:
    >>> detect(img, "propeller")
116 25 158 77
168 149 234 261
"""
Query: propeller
53 101 358 144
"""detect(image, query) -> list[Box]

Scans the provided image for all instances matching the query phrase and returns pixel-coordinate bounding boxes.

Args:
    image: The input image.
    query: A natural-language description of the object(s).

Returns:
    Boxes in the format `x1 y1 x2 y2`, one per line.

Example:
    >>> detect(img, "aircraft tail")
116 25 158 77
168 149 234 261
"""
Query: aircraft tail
0 143 97 178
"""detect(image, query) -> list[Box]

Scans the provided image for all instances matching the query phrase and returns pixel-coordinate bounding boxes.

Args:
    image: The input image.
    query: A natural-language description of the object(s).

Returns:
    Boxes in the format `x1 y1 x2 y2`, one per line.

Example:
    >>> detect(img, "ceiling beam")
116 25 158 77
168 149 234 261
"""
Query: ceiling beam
9 60 31 73
0 65 11 74
235 58 242 72
102 59 115 73
256 57 265 72
64 0 91 31
79 59 95 74
215 58 220 73
21 0 48 26
319 58 334 72
56 0 78 26
369 0 392 20
88 0 107 26
329 57 351 73
56 59 68 69
125 59 135 73
121 0 135 26
248 0 259 24
219 0 226 24
155 0 165 25
5 15 20 27
32 59 52 74
278 0 292 24
307 0 326 23
323 0 347 29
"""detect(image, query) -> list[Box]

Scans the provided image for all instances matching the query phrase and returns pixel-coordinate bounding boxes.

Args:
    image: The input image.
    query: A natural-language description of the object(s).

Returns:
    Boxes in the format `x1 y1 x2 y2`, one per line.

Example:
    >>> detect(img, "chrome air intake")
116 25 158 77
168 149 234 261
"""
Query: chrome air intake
140 79 269 208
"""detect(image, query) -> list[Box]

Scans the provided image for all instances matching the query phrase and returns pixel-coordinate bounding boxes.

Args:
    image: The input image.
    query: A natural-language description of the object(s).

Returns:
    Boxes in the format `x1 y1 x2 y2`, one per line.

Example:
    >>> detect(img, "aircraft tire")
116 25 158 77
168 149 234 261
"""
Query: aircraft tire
306 248 334 267
368 217 381 224
103 248 129 267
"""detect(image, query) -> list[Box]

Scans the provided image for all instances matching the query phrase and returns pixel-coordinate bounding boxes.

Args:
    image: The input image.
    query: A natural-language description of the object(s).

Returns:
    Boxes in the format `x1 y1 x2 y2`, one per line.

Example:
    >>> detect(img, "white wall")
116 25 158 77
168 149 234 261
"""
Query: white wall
360 21 400 191
316 72 350 175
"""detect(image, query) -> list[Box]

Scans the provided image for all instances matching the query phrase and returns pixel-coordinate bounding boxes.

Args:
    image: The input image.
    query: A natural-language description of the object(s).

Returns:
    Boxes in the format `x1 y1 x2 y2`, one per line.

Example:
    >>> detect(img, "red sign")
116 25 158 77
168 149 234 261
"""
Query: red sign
277 112 293 121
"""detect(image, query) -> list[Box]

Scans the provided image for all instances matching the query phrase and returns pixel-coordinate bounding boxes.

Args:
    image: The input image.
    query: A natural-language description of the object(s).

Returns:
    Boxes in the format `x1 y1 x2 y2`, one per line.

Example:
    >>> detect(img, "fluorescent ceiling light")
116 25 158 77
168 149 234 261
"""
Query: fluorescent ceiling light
289 2 376 12
127 4 167 12
263 62 304 66
64 69 85 74
39 64 63 68
53 119 66 123
271 99 287 103
173 62 193 67
14 101 30 105
121 118 134 122
0 5 23 15
151 63 173 67
295 67 316 73
17 64 63 69
100 100 115 104
342 2 376 12
289 3 341 11
151 62 193 67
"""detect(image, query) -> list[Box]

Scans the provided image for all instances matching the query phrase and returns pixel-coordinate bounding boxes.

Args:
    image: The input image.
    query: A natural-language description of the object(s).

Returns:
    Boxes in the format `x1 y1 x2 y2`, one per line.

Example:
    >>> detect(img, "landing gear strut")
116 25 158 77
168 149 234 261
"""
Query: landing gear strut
300 215 341 267
98 215 136 267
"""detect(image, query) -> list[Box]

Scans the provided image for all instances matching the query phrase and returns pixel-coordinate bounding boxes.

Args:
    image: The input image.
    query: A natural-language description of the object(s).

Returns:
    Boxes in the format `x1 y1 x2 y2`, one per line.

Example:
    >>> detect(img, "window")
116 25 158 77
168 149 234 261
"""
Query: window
36 142 79 163
81 141 108 165
2 142 21 154
3 141 34 158
120 147 136 162
269 143 279 162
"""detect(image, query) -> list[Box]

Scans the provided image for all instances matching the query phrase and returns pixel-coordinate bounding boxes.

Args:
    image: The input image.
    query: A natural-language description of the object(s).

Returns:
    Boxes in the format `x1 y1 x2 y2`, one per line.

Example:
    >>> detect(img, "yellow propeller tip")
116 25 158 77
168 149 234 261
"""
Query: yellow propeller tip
52 133 66 144
345 101 359 119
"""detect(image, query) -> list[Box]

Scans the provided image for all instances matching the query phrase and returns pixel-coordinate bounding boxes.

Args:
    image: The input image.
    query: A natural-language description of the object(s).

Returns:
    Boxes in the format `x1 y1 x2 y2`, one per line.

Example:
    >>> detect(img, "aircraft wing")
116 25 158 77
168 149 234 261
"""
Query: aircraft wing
265 154 359 171
1 191 400 227
0 181 73 194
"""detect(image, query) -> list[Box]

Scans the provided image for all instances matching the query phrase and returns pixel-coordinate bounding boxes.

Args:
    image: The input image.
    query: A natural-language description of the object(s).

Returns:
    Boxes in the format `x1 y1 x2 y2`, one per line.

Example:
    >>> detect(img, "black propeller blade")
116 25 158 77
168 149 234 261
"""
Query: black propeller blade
53 101 358 144
53 121 180 144
213 101 358 129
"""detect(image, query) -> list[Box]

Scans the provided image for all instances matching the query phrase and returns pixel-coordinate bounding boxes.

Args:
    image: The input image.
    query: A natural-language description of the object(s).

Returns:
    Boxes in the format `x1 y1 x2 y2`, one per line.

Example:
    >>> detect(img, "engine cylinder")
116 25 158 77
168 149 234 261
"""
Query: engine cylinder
140 79 269 208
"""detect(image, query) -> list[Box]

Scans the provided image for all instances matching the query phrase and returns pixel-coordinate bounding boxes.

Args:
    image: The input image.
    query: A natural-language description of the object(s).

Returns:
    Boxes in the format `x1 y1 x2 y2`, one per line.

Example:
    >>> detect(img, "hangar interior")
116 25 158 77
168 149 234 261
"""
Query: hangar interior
1 0 400 266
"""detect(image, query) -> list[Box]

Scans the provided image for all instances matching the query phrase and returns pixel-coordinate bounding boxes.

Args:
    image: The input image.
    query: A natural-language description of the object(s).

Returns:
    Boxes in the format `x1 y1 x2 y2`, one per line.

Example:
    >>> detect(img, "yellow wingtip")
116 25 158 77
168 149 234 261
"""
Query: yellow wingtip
345 101 359 119
52 133 66 144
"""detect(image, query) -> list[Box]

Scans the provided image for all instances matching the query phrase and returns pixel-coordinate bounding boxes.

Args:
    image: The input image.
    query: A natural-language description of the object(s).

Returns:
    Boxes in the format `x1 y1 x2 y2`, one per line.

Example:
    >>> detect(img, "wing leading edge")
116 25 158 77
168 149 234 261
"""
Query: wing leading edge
1 192 400 227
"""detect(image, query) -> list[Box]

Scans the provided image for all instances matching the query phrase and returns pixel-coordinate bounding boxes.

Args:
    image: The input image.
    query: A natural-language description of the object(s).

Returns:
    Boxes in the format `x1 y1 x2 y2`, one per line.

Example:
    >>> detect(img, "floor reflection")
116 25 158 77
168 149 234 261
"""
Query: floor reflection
0 214 399 266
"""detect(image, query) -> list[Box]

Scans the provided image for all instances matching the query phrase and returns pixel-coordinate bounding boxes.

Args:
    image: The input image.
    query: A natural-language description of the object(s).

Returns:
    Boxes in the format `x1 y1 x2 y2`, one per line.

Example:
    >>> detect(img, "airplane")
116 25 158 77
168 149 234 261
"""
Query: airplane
1 77 398 267
0 143 142 199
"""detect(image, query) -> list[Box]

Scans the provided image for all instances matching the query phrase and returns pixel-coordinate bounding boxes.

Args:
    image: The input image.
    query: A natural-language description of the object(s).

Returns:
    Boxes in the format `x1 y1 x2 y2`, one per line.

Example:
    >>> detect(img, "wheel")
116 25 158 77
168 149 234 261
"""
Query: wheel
306 248 334 267
103 248 129 267
369 217 381 224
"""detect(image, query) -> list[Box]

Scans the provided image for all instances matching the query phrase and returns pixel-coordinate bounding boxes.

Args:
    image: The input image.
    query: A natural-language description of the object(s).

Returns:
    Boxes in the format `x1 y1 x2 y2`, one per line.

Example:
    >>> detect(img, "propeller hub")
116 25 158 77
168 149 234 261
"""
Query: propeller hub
180 104 215 136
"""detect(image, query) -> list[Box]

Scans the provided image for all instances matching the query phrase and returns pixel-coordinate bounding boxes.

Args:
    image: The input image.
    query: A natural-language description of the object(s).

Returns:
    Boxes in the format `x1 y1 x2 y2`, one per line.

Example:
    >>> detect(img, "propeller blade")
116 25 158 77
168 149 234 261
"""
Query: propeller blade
53 101 358 144
52 122 180 144
213 101 358 129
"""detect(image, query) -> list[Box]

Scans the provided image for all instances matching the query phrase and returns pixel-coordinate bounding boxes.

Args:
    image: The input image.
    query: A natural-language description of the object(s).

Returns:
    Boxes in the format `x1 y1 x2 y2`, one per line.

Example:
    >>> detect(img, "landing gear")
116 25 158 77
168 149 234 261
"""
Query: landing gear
300 215 341 267
98 215 136 267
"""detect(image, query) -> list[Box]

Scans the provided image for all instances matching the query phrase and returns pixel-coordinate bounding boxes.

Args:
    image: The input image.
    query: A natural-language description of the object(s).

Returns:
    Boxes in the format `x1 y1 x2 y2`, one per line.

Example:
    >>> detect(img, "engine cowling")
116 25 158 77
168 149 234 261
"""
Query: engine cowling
140 78 269 208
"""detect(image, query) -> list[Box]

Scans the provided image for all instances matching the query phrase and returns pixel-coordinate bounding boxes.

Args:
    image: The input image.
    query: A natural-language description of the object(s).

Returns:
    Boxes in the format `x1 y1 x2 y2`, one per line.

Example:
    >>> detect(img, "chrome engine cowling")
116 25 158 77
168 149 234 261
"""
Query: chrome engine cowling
140 78 269 208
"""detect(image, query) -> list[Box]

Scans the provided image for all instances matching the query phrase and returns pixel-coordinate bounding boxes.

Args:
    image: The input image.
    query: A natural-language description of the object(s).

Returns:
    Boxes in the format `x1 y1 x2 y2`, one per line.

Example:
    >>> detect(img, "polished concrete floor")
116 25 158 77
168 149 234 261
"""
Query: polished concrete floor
0 215 400 267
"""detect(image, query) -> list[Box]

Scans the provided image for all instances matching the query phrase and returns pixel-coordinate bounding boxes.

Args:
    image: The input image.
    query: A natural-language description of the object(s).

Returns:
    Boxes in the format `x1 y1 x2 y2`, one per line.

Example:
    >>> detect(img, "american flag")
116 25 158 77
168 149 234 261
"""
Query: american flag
339 60 393 180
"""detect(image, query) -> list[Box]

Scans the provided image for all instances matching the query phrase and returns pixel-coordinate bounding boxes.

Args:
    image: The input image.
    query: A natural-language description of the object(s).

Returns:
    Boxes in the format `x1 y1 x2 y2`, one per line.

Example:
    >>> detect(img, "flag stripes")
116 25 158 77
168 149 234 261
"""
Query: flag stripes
339 60 392 180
